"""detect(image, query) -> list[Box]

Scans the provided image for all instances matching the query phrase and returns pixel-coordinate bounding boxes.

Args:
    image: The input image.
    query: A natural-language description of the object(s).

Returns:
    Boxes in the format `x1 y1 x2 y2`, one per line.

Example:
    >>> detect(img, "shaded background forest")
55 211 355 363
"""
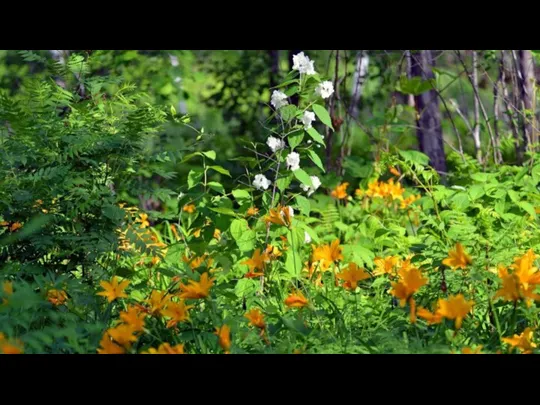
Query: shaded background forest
2 50 538 199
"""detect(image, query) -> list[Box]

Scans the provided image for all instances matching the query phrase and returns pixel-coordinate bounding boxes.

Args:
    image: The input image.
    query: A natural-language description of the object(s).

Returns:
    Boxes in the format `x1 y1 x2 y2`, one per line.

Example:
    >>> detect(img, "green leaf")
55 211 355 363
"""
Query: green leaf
208 165 231 177
280 105 298 122
307 150 325 173
532 164 540 184
306 127 325 146
208 207 238 217
293 169 313 188
398 150 430 166
395 76 433 95
295 195 311 216
207 182 225 194
202 150 216 160
277 175 293 192
519 201 537 219
288 130 304 150
230 219 256 252
232 189 251 205
312 104 334 131
188 169 204 189
469 185 485 201
507 189 520 203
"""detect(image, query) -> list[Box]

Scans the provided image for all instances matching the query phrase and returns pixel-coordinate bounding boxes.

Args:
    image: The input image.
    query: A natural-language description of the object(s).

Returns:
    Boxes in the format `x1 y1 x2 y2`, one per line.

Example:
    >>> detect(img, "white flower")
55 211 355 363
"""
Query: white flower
169 54 179 67
304 231 312 244
288 206 294 217
271 90 289 109
286 151 301 171
253 174 271 190
301 111 316 130
266 136 286 153
292 52 316 75
300 175 321 197
315 81 334 99
174 76 181 83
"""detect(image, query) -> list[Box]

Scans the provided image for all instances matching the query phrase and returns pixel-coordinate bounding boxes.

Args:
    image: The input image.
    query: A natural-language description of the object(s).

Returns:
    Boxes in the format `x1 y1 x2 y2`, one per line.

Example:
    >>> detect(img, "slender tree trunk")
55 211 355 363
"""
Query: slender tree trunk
493 51 504 164
519 50 536 152
410 50 447 175
471 51 482 163
349 51 370 119
268 50 279 89
500 51 523 163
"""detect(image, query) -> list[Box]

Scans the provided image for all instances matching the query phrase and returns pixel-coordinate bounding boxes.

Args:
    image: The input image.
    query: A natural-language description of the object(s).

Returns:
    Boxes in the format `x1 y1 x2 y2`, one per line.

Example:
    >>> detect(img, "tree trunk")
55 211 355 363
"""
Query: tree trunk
519 50 536 152
410 50 447 175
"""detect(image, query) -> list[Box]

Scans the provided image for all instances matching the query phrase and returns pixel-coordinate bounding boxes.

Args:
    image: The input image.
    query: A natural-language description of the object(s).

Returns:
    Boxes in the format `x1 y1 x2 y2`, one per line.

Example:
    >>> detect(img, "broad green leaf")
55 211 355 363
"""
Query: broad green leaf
188 169 204 189
519 201 537 219
202 150 216 160
307 149 325 173
293 168 313 188
277 175 293 192
395 76 433 95
288 130 304 150
398 150 430 166
306 127 325 146
232 189 251 205
208 165 231 177
312 104 334 131
295 195 310 216
207 181 225 194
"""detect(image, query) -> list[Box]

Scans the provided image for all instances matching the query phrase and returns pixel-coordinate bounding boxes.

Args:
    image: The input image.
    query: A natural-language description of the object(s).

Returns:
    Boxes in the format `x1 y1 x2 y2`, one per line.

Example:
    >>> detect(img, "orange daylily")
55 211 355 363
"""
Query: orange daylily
97 332 125 354
245 308 266 329
511 249 540 289
461 346 483 354
246 206 259 217
442 243 472 270
373 256 399 276
136 213 150 228
143 343 184 354
336 263 370 290
47 289 68 306
311 239 343 271
9 222 22 232
284 290 309 308
331 182 349 199
183 204 196 213
502 327 537 354
436 294 474 329
97 276 130 303
120 306 147 332
107 324 138 348
144 290 172 316
162 300 193 328
215 325 231 353
178 272 215 299
265 205 293 227
243 249 270 274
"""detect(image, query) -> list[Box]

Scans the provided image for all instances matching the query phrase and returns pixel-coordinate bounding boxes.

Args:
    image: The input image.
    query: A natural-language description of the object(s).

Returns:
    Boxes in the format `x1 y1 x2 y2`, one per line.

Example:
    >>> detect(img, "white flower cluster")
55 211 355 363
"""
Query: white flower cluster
301 110 316 129
266 136 285 153
253 174 271 190
292 52 316 75
271 90 289 109
286 151 301 171
300 175 321 197
315 81 334 99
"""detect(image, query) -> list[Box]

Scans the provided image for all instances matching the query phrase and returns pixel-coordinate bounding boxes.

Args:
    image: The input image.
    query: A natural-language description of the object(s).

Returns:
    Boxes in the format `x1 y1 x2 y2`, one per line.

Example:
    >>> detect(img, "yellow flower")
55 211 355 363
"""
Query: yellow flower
107 324 138 348
336 263 370 290
97 332 125 354
47 289 68 306
389 266 427 306
442 243 472 270
265 205 293 227
511 249 540 289
400 194 420 209
178 272 215 300
436 294 474 329
245 308 266 329
120 306 147 332
417 307 443 325
331 182 349 199
183 204 196 214
461 346 483 354
97 276 130 303
215 325 231 353
170 224 180 241
3 281 13 296
136 213 150 228
284 290 309 308
389 166 401 177
162 300 193 328
144 290 172 316
373 256 399 276
243 249 270 274
246 206 259 217
213 228 221 240
502 327 537 354
9 222 22 232
311 239 343 271
142 343 185 354
265 244 282 259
